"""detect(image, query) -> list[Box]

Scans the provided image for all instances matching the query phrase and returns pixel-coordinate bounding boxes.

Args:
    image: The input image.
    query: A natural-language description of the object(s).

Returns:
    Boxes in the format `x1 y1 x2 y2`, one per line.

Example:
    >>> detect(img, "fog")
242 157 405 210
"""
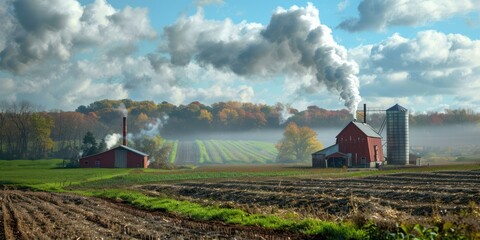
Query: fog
168 124 480 150
410 125 480 147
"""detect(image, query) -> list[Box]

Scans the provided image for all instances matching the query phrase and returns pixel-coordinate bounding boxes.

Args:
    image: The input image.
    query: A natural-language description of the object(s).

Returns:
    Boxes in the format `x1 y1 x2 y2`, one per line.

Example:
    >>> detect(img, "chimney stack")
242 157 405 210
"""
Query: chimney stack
122 116 127 146
363 103 367 124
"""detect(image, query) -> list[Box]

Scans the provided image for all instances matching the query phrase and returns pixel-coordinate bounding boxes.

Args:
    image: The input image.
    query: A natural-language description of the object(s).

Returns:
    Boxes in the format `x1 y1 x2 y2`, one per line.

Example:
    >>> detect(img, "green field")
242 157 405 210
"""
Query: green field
169 140 278 165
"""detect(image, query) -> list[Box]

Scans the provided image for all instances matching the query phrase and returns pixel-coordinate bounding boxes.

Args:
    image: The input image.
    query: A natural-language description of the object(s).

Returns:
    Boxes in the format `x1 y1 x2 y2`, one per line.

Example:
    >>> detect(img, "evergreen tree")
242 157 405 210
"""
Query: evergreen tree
81 131 98 156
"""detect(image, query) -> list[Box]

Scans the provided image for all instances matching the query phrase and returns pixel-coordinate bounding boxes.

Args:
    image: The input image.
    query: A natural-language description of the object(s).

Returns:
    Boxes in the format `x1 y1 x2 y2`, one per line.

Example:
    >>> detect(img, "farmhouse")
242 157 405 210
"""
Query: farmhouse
312 121 384 168
79 116 149 168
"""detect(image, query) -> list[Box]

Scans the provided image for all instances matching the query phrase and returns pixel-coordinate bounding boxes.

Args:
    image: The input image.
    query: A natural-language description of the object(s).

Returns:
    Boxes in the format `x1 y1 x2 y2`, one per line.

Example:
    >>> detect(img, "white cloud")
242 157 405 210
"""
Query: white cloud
339 0 480 32
337 0 349 11
0 0 155 73
162 3 361 114
0 2 361 113
351 30 480 111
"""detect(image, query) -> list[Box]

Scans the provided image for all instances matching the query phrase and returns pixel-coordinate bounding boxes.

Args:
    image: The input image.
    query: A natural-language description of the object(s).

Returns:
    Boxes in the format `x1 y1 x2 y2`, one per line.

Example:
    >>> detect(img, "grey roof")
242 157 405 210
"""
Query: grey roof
351 121 382 138
386 104 408 112
116 145 148 156
312 144 338 155
80 144 148 159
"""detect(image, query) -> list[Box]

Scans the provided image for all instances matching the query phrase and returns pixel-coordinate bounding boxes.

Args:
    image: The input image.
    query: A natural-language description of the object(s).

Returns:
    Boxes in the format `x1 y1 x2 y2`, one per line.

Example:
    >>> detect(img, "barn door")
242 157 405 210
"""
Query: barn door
114 149 127 168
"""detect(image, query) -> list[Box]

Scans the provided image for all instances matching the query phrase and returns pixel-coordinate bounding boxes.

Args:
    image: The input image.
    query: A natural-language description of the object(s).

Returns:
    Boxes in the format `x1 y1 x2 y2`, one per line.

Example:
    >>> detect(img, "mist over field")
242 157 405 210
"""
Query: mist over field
165 128 340 144
410 124 480 148
166 124 480 149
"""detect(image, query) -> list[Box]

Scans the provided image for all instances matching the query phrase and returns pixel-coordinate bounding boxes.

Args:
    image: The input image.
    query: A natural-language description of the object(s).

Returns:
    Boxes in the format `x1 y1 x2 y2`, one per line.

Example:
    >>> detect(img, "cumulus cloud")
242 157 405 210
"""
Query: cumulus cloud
339 0 480 32
351 30 480 110
0 0 155 73
162 3 361 115
0 1 361 113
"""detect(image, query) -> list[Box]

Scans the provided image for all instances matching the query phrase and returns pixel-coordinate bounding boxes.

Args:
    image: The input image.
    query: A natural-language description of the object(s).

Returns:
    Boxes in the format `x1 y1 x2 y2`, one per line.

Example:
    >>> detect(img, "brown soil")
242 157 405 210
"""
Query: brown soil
0 190 308 240
140 170 480 223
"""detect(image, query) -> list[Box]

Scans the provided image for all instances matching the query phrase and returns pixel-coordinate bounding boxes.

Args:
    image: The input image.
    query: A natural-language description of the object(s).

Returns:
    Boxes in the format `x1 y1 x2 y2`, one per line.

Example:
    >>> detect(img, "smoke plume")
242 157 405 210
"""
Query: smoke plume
138 116 169 137
104 133 121 149
116 102 128 117
162 3 361 115
278 103 294 125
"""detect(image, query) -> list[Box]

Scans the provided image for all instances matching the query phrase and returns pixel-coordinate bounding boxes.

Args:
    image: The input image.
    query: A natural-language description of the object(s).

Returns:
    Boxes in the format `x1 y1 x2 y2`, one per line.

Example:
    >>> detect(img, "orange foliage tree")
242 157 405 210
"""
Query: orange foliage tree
276 122 323 162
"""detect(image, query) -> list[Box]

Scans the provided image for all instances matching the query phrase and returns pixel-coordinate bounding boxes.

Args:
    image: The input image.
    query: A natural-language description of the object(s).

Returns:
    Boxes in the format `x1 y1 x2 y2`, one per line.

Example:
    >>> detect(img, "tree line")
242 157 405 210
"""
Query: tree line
1 99 479 160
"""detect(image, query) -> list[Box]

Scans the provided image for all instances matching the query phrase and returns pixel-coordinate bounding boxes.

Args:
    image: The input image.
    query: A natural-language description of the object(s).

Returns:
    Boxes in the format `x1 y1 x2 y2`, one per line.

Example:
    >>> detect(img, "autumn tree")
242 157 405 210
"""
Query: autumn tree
276 122 323 163
131 135 172 169
29 113 54 158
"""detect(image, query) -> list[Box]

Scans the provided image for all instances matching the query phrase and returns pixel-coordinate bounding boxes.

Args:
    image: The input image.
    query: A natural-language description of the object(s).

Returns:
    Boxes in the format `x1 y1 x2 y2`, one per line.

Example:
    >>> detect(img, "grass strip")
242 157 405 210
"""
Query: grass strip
72 170 307 189
204 140 224 163
196 140 211 163
90 189 366 239
169 140 179 164
229 141 272 163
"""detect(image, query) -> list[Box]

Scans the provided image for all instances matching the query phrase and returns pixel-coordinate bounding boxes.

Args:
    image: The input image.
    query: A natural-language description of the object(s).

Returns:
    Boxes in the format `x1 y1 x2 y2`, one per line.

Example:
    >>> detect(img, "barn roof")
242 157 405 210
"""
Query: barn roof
312 144 339 155
116 145 148 156
387 104 408 112
338 121 381 138
79 145 148 159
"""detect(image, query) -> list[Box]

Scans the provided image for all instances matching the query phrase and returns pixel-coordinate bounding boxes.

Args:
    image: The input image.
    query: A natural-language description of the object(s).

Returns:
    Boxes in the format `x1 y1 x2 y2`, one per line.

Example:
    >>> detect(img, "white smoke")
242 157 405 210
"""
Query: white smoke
138 116 169 137
161 3 361 116
105 133 121 149
278 104 294 125
116 102 128 117
103 116 168 149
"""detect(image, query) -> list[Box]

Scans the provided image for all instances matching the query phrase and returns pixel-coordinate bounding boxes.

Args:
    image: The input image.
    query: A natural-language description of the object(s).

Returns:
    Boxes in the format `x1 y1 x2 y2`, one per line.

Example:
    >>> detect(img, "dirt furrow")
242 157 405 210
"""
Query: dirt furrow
2 195 24 240
141 170 480 221
0 201 6 240
0 190 309 239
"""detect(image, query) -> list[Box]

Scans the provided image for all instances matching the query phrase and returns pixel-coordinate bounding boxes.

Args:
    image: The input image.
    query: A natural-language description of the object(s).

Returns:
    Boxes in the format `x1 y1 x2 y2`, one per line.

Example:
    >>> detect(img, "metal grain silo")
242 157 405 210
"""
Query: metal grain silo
386 104 409 165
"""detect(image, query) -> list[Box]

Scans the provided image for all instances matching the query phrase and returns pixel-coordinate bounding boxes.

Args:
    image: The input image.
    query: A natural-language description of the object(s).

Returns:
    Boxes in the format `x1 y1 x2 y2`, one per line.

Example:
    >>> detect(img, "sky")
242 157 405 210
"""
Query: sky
0 0 479 114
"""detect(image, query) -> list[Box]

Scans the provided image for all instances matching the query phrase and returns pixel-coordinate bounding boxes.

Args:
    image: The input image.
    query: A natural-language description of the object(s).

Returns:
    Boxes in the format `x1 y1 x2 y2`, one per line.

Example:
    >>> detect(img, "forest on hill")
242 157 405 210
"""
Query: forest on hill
1 99 479 160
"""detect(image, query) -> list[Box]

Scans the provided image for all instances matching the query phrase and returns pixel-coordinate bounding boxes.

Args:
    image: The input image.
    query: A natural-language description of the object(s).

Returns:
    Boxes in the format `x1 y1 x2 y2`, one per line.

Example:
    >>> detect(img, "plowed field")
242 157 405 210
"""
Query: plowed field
0 190 308 239
175 141 200 165
141 170 480 223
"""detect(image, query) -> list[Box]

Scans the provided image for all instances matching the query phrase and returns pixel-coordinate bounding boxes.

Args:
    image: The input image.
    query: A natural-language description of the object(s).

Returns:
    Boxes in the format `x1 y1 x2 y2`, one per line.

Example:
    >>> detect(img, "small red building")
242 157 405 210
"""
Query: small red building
312 121 384 168
79 145 149 168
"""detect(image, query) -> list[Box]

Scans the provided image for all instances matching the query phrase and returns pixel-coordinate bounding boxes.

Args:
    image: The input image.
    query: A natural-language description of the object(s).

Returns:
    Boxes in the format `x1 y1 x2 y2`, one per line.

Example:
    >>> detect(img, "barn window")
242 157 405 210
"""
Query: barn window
95 160 100 168
84 161 88 165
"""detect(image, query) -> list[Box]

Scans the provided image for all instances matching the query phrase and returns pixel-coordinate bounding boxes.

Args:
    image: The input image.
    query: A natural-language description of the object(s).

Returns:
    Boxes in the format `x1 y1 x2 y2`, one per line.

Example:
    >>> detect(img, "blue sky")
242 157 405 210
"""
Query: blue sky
1 0 479 114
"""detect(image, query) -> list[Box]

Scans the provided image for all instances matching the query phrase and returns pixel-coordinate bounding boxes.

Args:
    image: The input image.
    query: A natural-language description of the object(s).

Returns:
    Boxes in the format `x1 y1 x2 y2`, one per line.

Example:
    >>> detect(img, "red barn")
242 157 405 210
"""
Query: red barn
79 116 149 168
79 145 149 168
312 121 384 168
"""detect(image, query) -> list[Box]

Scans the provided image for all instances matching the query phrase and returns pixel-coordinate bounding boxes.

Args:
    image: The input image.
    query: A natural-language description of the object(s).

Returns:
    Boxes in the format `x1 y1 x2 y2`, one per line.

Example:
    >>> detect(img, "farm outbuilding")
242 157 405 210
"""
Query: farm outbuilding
312 121 384 168
79 116 149 168
79 145 148 168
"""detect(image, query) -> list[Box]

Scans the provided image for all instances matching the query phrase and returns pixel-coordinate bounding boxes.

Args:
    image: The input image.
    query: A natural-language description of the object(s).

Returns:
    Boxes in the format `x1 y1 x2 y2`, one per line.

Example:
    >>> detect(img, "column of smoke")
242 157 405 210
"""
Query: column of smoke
104 115 169 149
138 115 169 137
278 104 294 125
160 3 361 119
103 103 128 149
